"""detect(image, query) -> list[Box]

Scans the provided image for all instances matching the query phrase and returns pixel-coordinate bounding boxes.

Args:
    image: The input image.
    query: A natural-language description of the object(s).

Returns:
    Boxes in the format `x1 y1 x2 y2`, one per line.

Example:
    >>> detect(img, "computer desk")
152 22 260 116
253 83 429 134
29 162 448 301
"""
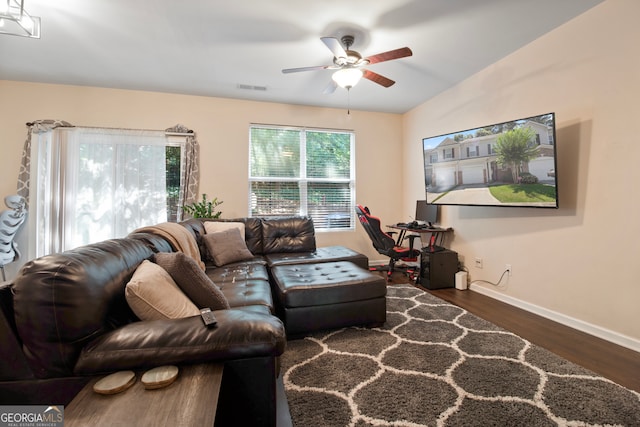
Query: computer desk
386 223 453 250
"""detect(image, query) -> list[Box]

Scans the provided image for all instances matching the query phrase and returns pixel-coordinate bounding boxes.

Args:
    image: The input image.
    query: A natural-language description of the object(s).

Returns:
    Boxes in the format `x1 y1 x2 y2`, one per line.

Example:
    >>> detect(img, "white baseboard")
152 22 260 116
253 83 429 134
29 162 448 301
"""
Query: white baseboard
469 283 640 354
369 260 640 353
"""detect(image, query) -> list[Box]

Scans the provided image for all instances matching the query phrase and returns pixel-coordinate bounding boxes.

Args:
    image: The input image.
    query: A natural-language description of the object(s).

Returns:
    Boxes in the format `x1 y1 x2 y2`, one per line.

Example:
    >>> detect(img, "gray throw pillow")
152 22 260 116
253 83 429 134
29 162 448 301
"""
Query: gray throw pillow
154 252 230 310
203 227 254 267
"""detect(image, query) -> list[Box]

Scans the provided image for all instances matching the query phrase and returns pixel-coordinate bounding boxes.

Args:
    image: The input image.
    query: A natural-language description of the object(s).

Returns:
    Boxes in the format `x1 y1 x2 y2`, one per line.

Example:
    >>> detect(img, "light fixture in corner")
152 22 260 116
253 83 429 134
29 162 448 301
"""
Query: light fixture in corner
331 67 363 90
0 0 41 39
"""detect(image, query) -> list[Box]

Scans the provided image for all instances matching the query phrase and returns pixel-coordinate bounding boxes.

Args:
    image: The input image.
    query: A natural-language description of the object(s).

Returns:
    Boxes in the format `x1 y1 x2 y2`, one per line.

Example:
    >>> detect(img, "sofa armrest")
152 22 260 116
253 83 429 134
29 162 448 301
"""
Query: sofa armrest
0 285 35 381
74 309 285 375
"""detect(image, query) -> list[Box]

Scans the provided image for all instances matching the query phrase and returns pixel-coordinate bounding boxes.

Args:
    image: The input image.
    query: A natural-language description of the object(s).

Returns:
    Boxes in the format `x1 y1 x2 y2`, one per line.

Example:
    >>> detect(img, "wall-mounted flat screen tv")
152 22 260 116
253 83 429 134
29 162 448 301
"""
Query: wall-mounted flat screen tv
422 112 558 208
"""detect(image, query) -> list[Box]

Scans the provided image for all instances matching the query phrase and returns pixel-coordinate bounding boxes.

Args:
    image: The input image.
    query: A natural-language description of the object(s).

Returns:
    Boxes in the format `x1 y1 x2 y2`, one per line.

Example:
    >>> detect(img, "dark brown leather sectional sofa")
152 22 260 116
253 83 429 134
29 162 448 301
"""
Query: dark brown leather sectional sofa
0 216 370 425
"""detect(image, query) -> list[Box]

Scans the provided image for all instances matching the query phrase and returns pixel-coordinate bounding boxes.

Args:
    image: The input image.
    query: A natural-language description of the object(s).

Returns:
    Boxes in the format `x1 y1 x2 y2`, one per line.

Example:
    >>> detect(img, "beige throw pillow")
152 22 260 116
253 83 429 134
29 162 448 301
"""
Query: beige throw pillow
125 260 200 320
154 252 230 310
203 227 254 267
203 221 245 239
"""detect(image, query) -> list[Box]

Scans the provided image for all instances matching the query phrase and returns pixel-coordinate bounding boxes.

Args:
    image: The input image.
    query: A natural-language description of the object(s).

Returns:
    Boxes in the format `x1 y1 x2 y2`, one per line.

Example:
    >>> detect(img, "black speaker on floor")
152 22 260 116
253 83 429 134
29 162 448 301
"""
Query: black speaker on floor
417 249 458 289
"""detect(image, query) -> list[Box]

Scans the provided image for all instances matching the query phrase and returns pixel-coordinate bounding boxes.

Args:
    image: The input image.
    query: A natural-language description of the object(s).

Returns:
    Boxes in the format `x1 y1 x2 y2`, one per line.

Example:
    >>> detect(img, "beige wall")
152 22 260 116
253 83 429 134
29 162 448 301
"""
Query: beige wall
403 0 640 348
0 81 404 277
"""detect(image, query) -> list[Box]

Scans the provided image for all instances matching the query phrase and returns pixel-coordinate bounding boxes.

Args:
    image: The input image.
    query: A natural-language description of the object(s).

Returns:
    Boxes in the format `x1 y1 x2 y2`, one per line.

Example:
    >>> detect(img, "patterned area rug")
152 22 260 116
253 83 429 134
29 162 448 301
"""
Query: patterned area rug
281 285 640 426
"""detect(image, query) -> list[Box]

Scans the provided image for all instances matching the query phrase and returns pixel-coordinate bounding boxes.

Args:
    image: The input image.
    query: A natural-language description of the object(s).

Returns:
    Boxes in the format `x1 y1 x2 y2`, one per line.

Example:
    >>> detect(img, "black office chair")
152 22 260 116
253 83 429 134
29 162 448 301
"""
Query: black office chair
355 204 421 282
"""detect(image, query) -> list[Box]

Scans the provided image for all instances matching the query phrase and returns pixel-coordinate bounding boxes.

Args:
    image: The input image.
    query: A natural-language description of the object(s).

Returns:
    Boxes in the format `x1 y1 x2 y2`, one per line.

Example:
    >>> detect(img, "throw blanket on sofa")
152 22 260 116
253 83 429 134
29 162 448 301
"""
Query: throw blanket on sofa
134 222 205 270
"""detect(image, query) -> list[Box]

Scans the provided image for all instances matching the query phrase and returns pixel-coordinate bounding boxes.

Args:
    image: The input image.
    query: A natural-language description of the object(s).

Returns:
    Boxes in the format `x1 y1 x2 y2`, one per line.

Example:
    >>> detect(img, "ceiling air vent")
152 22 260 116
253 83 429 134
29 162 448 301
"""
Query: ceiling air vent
237 84 267 91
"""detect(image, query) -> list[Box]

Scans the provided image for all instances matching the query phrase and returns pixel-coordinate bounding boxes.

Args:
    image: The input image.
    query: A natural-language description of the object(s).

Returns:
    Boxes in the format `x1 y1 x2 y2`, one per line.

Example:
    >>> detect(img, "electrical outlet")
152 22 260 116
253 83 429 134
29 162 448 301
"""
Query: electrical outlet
506 264 512 276
475 257 483 269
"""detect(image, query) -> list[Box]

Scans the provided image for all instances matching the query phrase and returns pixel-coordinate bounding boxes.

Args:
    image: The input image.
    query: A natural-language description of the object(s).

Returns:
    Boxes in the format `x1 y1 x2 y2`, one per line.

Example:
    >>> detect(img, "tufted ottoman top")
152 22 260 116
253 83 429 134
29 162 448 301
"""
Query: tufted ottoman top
265 245 369 270
271 261 386 308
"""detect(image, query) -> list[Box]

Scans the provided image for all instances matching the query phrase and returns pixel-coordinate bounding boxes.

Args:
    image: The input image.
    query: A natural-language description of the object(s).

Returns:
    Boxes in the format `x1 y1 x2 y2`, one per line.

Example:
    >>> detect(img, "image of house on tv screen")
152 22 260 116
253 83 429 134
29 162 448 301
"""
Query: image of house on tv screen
422 112 558 208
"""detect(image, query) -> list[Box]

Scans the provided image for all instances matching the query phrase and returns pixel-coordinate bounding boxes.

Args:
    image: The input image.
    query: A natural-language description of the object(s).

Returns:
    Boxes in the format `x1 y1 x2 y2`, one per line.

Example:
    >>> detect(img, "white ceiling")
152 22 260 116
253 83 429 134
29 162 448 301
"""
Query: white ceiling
1 0 603 114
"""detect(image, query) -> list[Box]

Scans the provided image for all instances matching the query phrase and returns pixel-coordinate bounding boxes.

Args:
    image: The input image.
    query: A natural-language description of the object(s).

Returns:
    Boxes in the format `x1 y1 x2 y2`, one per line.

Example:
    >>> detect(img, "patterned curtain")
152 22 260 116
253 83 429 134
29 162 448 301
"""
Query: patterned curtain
165 124 200 220
17 119 74 208
17 121 199 219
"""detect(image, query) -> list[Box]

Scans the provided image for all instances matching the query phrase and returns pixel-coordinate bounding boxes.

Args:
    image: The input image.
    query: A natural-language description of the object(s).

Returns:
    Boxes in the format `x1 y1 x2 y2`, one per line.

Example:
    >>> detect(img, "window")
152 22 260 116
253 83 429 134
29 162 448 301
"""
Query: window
31 127 187 256
466 146 479 157
443 148 455 159
249 125 355 231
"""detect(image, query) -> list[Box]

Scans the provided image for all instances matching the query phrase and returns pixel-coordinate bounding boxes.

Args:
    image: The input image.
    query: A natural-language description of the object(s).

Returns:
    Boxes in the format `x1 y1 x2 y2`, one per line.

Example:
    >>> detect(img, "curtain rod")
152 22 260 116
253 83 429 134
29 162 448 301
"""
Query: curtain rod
250 123 354 133
26 121 194 136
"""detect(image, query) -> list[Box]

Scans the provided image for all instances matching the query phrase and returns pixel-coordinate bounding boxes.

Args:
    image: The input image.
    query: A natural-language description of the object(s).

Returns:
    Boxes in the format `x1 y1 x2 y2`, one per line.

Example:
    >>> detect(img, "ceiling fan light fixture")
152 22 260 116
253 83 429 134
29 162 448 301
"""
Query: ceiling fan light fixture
332 68 363 89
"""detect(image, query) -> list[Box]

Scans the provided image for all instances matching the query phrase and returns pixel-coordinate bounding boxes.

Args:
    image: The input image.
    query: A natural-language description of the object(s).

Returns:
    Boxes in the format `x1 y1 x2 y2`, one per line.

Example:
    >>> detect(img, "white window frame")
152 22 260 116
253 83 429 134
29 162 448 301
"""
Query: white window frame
248 124 356 231
29 127 187 257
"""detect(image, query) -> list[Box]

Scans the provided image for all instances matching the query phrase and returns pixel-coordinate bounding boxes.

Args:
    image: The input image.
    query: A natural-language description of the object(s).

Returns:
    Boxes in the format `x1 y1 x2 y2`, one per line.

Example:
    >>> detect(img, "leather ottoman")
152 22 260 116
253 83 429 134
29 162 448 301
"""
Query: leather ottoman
265 245 369 270
270 261 386 335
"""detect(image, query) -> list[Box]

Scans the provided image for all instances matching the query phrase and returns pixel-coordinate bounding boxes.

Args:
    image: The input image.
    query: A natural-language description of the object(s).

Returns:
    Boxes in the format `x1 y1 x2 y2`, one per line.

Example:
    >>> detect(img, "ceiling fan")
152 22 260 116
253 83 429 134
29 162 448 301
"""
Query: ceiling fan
282 35 413 93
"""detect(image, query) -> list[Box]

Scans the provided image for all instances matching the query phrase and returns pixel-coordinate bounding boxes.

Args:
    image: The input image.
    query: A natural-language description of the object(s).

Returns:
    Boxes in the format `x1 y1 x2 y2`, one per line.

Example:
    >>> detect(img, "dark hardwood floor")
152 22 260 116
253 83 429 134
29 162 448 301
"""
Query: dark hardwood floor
381 272 640 393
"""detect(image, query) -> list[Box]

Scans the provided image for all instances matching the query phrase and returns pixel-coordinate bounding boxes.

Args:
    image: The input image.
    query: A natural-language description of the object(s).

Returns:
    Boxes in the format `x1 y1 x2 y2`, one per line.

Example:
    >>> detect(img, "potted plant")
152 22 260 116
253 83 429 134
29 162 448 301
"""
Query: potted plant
182 194 223 219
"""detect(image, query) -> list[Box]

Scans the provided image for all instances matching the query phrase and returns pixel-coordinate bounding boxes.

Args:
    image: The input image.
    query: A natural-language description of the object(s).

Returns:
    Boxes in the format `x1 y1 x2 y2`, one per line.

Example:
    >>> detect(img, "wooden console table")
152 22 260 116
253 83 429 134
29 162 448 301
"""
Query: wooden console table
65 363 223 427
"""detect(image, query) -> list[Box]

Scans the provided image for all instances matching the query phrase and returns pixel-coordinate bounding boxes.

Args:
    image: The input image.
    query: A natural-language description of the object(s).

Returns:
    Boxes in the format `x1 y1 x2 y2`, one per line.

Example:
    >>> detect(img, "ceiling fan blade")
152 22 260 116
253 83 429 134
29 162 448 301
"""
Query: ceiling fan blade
363 69 395 88
321 36 347 58
366 47 413 65
282 64 333 74
323 80 338 94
